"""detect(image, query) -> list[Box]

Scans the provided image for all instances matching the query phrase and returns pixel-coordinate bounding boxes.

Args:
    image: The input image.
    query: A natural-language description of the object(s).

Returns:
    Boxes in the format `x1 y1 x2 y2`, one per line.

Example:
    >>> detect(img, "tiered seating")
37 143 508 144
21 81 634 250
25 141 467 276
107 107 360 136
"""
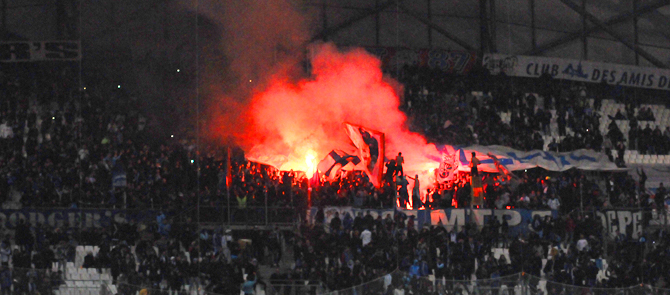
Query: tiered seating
491 95 670 165
74 245 100 267
54 246 114 295
599 100 670 165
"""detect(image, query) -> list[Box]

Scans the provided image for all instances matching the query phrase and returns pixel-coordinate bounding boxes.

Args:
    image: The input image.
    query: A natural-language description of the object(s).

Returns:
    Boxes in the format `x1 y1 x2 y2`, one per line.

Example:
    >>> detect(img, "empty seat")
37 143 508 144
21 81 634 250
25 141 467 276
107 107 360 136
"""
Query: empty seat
101 273 111 281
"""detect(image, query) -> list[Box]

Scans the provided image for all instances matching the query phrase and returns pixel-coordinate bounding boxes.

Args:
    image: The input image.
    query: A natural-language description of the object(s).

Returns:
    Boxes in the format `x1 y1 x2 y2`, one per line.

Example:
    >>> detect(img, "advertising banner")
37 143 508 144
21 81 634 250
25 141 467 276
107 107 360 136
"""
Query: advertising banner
309 207 557 237
309 207 646 238
1 41 81 62
366 47 477 74
483 53 670 91
0 209 158 228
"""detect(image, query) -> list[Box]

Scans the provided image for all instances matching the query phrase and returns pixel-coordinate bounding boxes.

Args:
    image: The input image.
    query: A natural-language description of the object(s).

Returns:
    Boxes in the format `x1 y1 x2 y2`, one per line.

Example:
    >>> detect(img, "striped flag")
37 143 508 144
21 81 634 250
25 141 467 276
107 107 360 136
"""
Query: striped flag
317 150 361 182
344 123 385 187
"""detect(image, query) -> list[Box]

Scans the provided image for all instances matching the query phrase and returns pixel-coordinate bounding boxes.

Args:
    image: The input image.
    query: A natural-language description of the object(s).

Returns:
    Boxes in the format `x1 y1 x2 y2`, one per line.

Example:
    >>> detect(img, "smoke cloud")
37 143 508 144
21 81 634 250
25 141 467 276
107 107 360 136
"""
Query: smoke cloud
194 0 441 176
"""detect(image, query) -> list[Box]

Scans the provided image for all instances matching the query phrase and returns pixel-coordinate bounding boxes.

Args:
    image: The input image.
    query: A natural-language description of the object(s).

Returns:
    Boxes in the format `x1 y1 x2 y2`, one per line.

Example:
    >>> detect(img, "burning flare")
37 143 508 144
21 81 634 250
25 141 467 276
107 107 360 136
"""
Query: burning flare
226 43 440 180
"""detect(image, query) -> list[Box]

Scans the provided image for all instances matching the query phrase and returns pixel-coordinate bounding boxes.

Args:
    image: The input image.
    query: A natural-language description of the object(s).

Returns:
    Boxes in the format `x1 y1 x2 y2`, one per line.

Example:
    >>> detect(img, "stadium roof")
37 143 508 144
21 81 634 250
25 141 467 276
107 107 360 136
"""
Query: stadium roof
305 0 670 68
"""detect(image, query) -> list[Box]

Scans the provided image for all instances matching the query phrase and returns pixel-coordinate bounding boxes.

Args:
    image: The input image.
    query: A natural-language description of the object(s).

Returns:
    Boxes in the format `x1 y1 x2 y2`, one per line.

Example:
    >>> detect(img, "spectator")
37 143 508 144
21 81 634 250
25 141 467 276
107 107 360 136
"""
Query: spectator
241 273 257 295
576 234 589 252
395 152 404 176
361 227 372 247
0 242 9 267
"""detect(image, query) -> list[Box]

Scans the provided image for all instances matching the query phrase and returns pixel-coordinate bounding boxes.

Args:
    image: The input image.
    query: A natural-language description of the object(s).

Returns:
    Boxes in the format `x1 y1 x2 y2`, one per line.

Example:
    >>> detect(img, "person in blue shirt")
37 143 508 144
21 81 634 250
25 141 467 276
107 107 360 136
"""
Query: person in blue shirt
420 260 430 277
241 273 257 295
409 260 420 278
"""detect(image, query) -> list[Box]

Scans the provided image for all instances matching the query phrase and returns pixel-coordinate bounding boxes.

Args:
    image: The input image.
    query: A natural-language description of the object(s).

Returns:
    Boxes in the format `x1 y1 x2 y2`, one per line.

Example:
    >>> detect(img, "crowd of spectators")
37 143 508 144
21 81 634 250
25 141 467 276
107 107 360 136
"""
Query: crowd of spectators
299 206 670 293
0 63 312 214
2 59 670 295
396 65 670 162
2 61 667 214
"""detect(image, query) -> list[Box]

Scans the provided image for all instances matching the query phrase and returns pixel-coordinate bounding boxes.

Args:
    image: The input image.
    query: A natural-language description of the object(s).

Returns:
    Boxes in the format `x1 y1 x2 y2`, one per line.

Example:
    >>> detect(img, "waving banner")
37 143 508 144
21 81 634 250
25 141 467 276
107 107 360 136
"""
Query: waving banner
441 145 625 174
344 123 385 187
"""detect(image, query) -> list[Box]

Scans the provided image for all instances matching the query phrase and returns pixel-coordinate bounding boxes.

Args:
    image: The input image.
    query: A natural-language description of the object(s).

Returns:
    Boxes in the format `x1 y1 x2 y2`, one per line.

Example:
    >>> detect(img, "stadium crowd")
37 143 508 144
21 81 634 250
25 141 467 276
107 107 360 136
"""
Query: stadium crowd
397 64 670 162
1 60 670 295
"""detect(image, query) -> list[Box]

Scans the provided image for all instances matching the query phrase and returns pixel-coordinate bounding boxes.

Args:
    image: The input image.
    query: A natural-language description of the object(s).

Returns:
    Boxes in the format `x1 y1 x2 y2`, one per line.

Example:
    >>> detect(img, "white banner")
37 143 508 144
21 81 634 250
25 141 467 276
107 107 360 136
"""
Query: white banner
439 145 625 174
483 53 670 91
1 41 80 62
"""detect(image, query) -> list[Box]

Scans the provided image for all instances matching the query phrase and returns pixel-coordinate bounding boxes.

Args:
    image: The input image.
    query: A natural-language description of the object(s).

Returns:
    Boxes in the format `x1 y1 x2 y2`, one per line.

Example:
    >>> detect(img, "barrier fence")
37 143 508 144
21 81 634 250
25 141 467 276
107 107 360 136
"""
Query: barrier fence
101 270 670 295
317 269 670 295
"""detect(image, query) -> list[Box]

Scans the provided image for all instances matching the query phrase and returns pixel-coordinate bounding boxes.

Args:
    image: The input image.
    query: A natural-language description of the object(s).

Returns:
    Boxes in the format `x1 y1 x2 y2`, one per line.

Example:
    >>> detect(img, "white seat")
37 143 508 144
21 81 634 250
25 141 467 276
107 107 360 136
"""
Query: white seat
101 273 111 281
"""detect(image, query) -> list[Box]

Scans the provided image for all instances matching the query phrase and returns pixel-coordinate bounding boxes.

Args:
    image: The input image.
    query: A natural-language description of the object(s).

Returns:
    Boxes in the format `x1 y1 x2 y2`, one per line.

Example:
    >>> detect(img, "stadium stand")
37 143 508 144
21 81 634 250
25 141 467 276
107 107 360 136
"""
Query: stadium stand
1 58 670 295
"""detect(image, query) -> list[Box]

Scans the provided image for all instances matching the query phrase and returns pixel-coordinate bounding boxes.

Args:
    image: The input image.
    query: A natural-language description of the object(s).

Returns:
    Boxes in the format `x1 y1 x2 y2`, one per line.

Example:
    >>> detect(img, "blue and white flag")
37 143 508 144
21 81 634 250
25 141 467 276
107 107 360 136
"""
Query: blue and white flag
112 163 127 188
317 150 361 182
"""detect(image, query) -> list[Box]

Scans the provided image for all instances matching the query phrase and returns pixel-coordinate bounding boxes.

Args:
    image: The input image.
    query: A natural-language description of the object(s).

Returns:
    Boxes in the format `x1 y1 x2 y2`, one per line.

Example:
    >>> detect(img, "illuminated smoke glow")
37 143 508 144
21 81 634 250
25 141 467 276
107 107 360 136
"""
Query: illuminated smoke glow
243 44 441 183
196 0 443 207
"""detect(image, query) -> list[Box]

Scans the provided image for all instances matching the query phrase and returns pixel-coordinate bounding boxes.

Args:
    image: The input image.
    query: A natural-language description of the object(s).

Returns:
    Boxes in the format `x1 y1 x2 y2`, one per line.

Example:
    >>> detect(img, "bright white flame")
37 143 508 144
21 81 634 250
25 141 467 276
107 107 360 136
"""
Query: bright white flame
305 150 316 176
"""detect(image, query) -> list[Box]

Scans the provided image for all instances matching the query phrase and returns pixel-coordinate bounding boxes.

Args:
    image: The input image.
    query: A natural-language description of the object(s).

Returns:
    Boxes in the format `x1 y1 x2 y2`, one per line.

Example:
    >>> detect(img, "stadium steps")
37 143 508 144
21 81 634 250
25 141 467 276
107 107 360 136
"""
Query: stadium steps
497 97 670 166
58 262 113 295
255 240 293 295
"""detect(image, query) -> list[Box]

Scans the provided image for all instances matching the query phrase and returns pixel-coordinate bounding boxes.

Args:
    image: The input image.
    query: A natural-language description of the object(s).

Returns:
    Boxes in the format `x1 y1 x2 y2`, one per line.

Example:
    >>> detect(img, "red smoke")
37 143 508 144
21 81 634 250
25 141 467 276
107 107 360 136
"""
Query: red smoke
225 43 441 178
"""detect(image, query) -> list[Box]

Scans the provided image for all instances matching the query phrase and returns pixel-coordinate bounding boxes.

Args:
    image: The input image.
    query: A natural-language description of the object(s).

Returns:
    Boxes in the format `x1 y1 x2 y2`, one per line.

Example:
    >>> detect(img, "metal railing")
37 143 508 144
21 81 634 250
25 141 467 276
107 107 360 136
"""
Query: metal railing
318 270 670 295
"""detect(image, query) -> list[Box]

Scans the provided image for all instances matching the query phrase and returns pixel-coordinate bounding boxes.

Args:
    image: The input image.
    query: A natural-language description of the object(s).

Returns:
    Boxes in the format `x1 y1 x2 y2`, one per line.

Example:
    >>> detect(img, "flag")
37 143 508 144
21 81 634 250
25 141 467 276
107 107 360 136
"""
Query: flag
344 123 385 187
436 148 459 188
487 152 515 181
112 163 127 188
317 150 361 182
